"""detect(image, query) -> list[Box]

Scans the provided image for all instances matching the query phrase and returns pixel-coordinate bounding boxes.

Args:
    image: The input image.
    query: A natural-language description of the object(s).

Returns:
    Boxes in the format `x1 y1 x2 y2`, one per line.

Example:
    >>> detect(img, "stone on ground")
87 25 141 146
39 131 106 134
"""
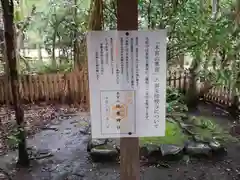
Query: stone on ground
87 138 119 162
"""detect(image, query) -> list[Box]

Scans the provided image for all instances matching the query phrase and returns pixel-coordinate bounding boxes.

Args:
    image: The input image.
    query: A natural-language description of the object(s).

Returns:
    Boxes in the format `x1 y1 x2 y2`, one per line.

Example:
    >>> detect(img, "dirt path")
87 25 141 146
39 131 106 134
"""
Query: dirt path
0 106 239 180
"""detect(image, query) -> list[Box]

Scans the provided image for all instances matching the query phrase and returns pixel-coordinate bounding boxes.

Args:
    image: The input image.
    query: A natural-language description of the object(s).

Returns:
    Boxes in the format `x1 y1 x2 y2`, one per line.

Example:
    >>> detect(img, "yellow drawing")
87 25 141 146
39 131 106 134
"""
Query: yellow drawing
105 91 134 122
110 102 128 121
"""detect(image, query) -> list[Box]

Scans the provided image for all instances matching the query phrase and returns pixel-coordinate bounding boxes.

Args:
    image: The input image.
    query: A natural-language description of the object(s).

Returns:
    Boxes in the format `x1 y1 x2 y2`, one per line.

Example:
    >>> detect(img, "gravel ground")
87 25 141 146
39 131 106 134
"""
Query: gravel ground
0 103 239 180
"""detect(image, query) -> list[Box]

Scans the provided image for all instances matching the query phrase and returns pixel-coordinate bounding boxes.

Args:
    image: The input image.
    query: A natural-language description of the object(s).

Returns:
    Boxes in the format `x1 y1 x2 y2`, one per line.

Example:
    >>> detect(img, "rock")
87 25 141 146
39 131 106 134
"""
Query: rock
166 117 176 124
27 147 53 160
208 140 226 155
70 120 78 124
0 171 10 180
179 122 193 129
87 139 108 152
225 168 231 172
87 138 119 162
41 127 58 131
140 144 184 161
90 146 119 162
193 135 206 142
184 141 212 157
0 173 6 179
80 125 91 135
67 174 84 180
139 144 160 159
230 124 240 136
159 144 184 160
237 172 240 178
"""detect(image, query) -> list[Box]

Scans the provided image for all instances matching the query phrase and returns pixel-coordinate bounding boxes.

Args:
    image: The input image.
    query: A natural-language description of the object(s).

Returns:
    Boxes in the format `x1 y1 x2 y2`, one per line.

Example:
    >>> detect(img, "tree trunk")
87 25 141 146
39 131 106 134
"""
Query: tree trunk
21 55 31 72
147 0 152 29
52 32 56 68
73 0 81 69
179 54 184 69
15 28 22 73
185 56 200 110
37 43 43 63
186 69 198 109
1 0 30 167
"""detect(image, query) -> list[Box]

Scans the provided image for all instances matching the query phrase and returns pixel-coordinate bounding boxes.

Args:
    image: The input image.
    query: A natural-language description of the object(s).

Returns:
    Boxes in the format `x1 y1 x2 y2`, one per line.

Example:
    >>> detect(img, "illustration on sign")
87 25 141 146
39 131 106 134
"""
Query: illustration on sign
87 30 167 138
100 90 136 135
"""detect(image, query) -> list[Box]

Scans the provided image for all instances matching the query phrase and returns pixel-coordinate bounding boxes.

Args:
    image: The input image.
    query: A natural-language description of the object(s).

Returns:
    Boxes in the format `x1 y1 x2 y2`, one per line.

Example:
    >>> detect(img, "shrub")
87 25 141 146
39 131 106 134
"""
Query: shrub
166 87 188 114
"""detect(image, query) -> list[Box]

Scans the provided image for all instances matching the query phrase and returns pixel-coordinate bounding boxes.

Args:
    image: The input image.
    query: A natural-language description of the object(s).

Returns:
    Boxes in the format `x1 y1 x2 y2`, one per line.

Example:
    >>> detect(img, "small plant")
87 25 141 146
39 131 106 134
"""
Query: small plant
6 127 23 149
199 119 216 130
166 87 188 117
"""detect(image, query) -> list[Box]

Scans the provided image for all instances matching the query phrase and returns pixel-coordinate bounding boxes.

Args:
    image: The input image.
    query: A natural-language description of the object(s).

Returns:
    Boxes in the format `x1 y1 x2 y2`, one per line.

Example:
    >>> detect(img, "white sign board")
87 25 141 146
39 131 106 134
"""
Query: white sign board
87 30 166 138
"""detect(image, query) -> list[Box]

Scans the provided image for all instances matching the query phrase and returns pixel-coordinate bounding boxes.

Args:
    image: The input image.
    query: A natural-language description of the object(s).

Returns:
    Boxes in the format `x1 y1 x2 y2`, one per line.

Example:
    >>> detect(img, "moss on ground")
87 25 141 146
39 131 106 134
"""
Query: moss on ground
188 116 238 143
139 115 238 146
140 121 187 146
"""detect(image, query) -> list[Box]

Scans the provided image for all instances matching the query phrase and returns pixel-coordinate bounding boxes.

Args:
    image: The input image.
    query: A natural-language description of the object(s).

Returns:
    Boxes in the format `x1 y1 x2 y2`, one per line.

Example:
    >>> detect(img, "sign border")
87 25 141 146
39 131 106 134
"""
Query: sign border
100 90 137 136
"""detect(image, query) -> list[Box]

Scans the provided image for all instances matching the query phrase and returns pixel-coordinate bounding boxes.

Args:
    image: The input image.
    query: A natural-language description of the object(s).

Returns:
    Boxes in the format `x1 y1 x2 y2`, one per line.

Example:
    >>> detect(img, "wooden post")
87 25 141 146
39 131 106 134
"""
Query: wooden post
117 0 140 180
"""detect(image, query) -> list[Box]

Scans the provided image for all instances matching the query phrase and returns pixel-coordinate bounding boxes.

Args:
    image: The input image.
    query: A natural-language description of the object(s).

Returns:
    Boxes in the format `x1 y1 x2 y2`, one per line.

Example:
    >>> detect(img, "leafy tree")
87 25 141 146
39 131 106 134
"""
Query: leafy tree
9 0 240 101
137 0 238 108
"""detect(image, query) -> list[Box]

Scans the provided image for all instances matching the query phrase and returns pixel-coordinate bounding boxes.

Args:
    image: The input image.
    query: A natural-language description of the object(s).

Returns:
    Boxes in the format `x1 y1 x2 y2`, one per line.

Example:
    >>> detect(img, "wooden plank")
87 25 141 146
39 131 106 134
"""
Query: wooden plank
173 71 177 88
117 0 140 180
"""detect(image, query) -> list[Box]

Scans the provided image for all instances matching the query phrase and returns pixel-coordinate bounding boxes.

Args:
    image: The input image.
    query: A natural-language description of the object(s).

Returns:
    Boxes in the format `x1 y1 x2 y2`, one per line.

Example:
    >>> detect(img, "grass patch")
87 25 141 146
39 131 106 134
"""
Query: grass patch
140 121 187 146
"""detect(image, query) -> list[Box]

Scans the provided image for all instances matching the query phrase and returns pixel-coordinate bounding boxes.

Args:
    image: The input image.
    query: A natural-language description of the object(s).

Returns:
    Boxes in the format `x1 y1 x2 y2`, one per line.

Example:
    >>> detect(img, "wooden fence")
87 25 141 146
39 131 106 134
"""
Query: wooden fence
167 70 240 111
0 70 239 111
0 70 89 105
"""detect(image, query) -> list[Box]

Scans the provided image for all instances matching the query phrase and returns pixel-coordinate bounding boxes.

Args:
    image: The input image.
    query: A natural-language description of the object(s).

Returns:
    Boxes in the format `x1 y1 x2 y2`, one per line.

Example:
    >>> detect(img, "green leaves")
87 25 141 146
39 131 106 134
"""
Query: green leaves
24 0 89 49
166 87 188 114
19 0 239 91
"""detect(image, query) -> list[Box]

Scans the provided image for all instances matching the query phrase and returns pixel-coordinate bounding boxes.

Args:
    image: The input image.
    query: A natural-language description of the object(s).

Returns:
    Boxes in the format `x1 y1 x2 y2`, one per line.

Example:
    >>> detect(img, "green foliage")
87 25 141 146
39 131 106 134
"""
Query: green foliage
18 0 239 91
189 116 238 143
7 134 20 149
25 0 89 49
138 0 239 91
166 87 188 114
103 0 116 30
36 63 73 74
6 127 24 149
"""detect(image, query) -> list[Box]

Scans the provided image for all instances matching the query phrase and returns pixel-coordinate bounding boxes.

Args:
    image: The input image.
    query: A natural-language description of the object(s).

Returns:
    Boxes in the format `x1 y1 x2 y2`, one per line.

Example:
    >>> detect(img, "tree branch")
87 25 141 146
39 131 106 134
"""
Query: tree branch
16 5 36 32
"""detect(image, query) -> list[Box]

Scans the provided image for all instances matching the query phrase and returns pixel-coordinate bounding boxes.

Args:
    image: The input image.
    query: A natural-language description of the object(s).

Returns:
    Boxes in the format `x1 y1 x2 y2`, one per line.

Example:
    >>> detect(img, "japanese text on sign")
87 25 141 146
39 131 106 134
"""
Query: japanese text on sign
87 30 166 138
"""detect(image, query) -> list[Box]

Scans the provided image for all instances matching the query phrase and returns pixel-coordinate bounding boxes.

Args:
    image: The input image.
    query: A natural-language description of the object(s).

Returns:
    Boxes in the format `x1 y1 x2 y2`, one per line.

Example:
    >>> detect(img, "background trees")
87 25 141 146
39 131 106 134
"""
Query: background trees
0 0 238 108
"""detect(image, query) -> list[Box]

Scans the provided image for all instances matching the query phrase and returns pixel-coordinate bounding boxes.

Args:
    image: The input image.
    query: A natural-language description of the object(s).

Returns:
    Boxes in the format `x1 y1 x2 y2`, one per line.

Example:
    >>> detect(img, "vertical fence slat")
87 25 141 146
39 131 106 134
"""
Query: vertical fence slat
167 70 171 86
178 71 182 90
0 77 4 103
80 71 84 103
173 71 177 88
44 74 48 102
9 78 13 104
